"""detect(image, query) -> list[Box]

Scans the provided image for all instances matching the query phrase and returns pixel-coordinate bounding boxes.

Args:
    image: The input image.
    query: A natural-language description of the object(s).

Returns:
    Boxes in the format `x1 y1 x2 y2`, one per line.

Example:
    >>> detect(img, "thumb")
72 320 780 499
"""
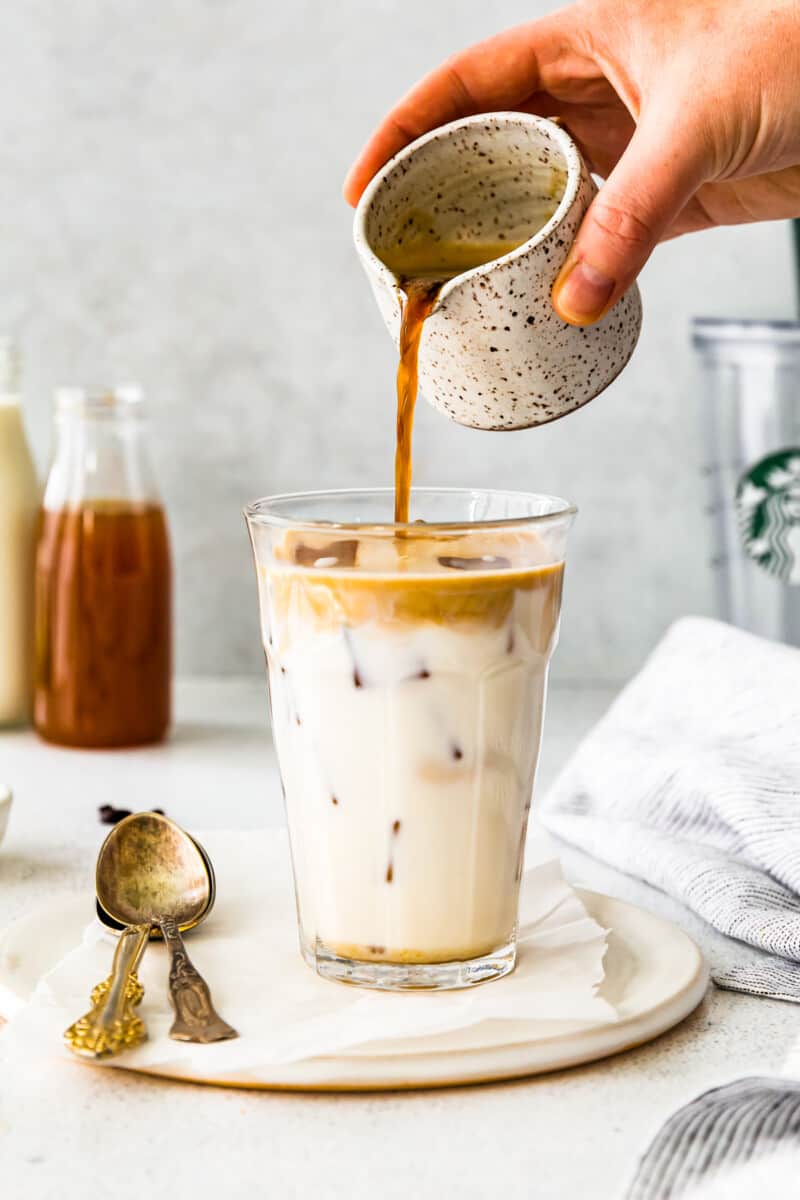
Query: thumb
552 121 705 326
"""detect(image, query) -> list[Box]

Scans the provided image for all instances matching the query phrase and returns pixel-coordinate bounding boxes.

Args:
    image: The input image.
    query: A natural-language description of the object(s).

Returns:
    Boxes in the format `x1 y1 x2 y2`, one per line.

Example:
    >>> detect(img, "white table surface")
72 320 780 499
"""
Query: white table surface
0 679 795 1200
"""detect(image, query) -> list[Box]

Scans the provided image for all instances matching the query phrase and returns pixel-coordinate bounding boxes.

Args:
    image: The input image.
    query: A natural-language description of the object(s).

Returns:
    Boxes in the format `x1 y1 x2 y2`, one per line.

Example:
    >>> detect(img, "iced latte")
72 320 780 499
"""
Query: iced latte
246 489 573 989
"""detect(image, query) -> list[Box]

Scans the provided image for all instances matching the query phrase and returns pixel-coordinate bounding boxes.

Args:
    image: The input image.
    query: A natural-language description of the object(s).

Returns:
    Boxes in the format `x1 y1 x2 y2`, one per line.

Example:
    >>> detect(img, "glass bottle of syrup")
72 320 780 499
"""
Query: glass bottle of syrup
34 386 172 747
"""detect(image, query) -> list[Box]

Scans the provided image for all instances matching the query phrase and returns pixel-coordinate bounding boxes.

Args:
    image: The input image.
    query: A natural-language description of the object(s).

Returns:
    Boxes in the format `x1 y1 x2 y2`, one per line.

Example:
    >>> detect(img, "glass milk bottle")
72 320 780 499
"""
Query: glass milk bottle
0 339 38 726
34 386 172 747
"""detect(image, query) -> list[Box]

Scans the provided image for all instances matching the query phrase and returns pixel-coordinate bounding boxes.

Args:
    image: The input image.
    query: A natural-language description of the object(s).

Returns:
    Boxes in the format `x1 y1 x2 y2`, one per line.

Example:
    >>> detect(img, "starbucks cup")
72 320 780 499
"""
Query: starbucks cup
693 319 800 645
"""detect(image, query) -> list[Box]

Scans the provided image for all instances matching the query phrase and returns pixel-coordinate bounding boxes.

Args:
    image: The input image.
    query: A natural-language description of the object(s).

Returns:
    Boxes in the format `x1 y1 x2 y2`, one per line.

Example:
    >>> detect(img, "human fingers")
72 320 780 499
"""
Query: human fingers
552 115 708 324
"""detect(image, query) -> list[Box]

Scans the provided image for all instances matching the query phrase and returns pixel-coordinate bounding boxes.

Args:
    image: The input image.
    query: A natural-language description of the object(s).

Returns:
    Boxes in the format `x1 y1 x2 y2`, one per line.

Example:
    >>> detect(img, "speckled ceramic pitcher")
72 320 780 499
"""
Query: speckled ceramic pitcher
354 112 642 431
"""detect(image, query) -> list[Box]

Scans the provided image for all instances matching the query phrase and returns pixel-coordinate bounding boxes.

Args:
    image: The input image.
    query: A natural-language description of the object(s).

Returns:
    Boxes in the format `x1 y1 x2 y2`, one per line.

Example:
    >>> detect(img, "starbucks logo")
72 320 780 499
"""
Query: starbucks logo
736 450 800 585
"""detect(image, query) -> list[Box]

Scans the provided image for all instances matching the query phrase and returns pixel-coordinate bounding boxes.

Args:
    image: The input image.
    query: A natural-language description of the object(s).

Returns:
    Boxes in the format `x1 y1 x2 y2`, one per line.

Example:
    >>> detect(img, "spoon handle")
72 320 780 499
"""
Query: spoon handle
160 917 238 1043
64 924 149 1059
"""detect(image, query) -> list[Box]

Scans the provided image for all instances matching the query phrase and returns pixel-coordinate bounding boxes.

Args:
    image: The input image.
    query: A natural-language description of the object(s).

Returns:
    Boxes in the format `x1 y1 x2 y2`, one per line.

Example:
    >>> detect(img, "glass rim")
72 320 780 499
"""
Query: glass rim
54 384 144 413
692 317 800 348
243 487 576 533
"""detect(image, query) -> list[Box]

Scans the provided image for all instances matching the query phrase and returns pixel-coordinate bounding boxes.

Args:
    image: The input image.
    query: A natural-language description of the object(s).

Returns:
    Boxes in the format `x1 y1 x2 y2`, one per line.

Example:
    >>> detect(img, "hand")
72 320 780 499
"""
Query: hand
344 0 800 325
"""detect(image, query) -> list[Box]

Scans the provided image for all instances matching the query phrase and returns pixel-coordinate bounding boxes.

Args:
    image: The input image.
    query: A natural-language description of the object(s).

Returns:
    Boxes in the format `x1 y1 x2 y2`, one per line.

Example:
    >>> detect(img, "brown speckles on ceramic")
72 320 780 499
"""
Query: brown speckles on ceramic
354 113 642 431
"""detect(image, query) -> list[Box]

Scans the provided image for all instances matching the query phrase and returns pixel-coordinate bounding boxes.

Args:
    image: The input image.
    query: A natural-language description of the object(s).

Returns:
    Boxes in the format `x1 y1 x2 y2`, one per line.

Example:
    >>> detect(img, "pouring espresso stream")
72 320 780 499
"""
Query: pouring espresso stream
384 240 524 523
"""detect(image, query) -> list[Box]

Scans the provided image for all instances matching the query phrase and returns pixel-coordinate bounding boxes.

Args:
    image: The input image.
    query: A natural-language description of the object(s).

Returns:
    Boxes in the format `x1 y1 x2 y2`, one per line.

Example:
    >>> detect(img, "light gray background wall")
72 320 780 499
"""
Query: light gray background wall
1 1 795 683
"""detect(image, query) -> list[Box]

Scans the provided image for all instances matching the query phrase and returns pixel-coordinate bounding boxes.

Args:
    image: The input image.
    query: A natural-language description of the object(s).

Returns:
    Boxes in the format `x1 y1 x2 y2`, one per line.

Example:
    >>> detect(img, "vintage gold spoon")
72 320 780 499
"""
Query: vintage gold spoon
63 922 150 1060
65 812 237 1059
96 811 237 1045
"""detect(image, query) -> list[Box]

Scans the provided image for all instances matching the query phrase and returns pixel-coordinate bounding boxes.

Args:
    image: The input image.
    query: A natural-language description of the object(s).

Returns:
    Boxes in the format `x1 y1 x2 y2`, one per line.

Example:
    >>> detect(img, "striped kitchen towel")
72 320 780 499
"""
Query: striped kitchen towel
540 617 800 1001
625 1076 800 1199
624 1033 800 1196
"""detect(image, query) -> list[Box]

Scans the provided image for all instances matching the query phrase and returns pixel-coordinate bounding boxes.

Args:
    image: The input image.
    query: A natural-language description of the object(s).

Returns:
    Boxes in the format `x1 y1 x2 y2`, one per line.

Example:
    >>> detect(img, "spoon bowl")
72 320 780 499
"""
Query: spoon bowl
96 829 216 937
96 810 210 930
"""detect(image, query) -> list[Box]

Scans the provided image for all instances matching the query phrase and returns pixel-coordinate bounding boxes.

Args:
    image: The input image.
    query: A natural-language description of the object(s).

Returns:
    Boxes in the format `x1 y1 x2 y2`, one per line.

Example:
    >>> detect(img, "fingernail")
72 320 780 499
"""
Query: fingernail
553 260 615 325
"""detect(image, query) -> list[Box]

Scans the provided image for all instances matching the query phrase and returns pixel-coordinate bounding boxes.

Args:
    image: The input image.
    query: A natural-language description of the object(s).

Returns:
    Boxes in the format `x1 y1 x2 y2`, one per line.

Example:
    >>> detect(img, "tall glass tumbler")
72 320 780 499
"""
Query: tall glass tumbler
245 488 574 990
694 319 800 645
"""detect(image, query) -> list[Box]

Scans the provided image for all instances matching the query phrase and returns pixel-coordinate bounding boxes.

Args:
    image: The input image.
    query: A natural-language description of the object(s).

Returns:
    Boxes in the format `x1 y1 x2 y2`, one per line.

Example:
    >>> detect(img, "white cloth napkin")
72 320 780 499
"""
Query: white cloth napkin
4 829 614 1079
541 616 800 1002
